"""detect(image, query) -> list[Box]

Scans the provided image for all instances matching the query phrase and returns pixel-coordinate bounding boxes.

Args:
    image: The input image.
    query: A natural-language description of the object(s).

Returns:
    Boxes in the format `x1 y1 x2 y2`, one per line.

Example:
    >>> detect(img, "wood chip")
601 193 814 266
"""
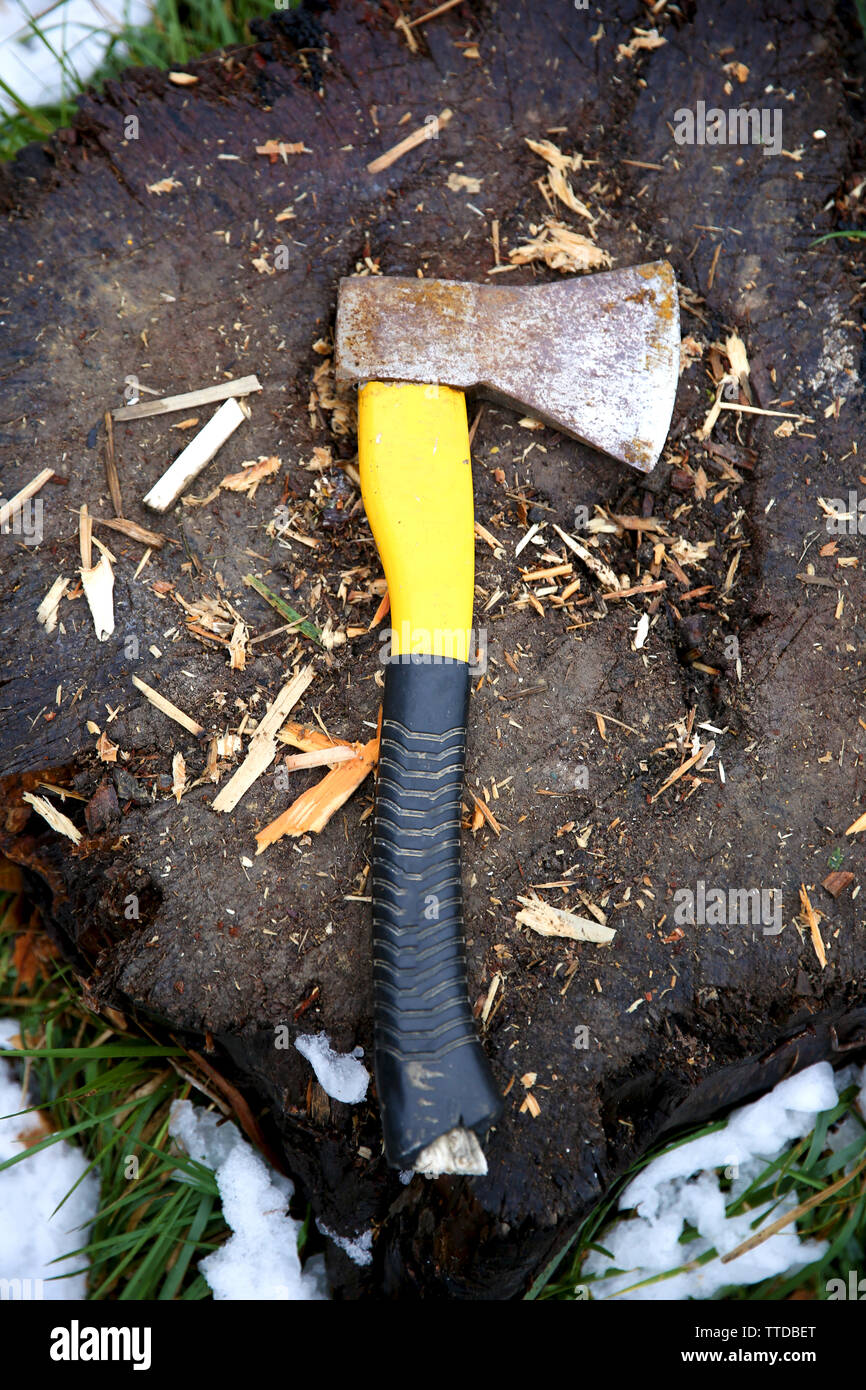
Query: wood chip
282 746 359 771
0 467 54 530
22 793 82 845
93 515 166 548
799 884 827 969
79 508 115 642
846 809 866 836
407 0 464 25
144 398 251 512
112 375 261 422
616 26 666 61
103 410 123 515
146 177 182 195
212 667 314 813
552 523 621 590
228 619 248 671
516 894 616 944
822 870 854 898
255 733 379 849
255 140 312 159
277 721 355 754
172 751 187 803
367 109 452 174
219 455 281 494
36 576 69 633
650 742 714 802
96 731 118 762
469 790 501 836
132 675 204 737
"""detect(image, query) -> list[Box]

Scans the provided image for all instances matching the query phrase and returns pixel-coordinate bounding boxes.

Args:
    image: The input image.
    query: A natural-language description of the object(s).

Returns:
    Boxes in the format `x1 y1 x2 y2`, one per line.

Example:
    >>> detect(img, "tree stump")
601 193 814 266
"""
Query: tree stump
1 0 865 1298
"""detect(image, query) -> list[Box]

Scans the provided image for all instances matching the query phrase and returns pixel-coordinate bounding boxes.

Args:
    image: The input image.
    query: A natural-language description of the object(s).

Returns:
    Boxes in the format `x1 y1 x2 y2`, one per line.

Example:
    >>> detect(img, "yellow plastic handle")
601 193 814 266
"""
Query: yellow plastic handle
358 381 474 662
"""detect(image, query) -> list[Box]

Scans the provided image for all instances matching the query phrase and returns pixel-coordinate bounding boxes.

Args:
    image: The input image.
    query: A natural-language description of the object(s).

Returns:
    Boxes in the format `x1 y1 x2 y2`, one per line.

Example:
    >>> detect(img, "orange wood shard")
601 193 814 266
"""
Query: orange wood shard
256 731 380 850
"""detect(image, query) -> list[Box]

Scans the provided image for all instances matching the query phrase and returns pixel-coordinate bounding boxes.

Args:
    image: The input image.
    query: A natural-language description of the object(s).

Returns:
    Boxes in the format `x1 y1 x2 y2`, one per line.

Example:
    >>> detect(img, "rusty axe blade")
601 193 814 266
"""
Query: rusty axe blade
335 261 680 472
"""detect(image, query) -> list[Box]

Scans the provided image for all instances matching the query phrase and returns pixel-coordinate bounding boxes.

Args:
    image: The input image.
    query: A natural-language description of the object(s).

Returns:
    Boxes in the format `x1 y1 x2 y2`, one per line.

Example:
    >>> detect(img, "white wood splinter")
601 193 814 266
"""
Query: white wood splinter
143 397 251 512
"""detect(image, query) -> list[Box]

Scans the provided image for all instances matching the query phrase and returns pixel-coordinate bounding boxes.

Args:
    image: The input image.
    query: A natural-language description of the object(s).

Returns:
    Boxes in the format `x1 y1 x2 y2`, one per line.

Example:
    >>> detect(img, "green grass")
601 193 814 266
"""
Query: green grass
0 887 231 1298
812 231 866 245
532 1080 866 1301
0 0 282 160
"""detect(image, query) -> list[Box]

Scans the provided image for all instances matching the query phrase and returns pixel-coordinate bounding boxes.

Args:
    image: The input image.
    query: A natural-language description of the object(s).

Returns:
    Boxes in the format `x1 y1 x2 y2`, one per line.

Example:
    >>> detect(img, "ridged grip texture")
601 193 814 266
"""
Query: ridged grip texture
373 657 502 1168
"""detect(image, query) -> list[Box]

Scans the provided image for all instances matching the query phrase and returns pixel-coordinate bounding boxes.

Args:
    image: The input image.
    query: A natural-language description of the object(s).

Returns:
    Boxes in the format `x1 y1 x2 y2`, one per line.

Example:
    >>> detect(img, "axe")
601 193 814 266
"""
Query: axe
335 263 680 1173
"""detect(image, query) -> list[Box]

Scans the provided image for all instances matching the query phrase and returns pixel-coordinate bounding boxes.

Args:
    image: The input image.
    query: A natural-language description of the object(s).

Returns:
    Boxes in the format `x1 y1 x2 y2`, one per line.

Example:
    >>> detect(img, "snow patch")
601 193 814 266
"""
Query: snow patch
0 0 154 116
169 1099 329 1300
318 1221 373 1267
584 1062 860 1301
0 1019 100 1299
294 1032 370 1104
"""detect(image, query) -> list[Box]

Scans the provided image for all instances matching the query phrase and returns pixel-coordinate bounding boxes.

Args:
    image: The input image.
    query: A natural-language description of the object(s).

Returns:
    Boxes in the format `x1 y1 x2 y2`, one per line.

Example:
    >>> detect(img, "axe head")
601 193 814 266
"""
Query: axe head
335 262 679 471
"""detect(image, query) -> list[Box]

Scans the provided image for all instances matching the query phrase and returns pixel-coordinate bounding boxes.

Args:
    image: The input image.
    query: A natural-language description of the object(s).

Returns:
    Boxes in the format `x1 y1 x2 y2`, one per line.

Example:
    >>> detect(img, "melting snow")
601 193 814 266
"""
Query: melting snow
294 1032 370 1104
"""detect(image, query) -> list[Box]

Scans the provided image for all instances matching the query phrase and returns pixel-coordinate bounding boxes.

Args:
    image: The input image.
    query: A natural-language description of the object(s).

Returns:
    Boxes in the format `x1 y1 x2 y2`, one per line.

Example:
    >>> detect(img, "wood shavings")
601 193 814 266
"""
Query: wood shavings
146 177 182 195
679 335 704 374
282 746 359 772
22 793 82 845
94 516 166 548
725 331 751 393
509 218 611 274
633 611 650 649
228 619 248 671
36 576 68 634
255 732 379 848
519 1092 541 1118
616 27 666 61
552 523 620 590
172 752 187 803
79 507 115 642
368 588 391 631
309 357 356 437
524 138 594 222
447 172 482 193
367 109 452 175
132 676 204 737
469 791 501 837
96 731 118 762
650 741 715 802
277 721 355 754
394 14 419 51
722 61 750 83
0 467 53 530
168 71 198 86
516 894 616 944
255 140 312 160
480 973 501 1025
846 808 866 835
799 884 827 969
212 667 314 814
697 373 737 440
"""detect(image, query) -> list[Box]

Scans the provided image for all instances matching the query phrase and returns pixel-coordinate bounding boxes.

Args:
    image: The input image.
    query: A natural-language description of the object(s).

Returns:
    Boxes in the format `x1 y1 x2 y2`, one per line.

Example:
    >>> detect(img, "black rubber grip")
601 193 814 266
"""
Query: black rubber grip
372 656 502 1168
